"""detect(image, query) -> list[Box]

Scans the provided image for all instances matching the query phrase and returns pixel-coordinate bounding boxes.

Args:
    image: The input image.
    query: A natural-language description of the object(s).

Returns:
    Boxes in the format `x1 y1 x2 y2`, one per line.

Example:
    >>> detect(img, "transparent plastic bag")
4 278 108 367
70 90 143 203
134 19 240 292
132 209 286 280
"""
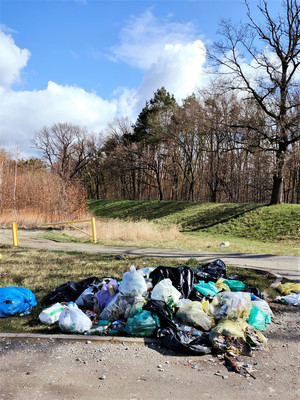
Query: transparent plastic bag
176 301 214 331
119 265 147 296
209 319 248 340
151 278 182 304
99 293 145 322
251 298 273 317
276 293 300 306
209 292 251 321
75 287 96 310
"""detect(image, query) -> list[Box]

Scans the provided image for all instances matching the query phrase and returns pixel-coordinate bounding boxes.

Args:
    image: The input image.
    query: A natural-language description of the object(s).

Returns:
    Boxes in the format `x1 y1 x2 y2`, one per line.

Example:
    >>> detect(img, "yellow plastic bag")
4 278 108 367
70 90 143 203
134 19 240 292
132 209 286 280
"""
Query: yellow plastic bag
215 278 231 292
176 301 215 331
209 319 248 338
277 282 300 295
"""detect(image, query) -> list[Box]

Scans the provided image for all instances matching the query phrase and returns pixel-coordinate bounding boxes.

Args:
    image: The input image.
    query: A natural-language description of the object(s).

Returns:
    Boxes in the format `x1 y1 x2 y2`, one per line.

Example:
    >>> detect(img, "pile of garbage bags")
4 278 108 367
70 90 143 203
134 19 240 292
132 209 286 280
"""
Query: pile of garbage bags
36 259 275 356
3 259 299 356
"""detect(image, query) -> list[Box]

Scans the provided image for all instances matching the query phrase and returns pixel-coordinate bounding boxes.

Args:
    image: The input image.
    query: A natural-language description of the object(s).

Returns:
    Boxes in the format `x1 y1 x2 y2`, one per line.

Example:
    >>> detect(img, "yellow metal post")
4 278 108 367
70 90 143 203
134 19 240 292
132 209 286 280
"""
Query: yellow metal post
91 217 97 243
12 221 19 247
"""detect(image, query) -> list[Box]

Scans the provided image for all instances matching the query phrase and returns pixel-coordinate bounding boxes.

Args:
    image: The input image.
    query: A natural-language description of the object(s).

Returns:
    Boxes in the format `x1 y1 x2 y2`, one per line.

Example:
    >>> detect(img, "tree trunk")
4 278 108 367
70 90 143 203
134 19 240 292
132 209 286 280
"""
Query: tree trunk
269 142 287 205
270 175 283 205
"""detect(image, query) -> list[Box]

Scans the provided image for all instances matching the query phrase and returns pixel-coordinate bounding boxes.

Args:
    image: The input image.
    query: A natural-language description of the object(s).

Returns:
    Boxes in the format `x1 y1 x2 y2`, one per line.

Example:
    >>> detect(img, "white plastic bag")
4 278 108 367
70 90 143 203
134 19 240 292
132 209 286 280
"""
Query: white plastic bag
59 302 92 333
119 265 147 296
151 278 182 304
39 302 65 324
276 293 300 306
136 266 156 278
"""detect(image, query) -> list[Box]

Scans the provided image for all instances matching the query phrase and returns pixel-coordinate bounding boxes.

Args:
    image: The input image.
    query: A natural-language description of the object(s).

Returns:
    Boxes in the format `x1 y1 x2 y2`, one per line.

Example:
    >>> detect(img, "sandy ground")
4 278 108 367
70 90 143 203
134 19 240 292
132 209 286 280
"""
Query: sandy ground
0 303 299 400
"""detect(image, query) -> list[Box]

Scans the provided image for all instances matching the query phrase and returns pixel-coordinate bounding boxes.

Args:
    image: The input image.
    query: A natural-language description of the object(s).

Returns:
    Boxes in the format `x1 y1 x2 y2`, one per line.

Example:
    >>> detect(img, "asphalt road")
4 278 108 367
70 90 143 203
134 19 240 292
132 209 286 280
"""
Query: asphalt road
1 229 299 281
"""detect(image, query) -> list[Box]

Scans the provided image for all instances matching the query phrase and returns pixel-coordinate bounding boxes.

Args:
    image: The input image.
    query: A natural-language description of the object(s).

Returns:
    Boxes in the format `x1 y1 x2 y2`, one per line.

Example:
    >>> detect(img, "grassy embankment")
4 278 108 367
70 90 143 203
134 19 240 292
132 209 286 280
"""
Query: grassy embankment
0 244 276 334
81 200 299 256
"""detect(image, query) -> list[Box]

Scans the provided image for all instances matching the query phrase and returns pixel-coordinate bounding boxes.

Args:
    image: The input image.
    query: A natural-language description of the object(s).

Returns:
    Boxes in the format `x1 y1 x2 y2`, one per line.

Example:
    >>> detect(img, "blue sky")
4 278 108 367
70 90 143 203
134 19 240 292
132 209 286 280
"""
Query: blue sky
0 0 282 157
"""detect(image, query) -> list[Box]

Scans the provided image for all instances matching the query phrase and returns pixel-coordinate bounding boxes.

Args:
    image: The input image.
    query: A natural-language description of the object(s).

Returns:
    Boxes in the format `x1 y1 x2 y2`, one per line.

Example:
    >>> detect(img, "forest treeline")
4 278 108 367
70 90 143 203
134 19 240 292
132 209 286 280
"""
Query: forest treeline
1 87 299 221
32 87 300 205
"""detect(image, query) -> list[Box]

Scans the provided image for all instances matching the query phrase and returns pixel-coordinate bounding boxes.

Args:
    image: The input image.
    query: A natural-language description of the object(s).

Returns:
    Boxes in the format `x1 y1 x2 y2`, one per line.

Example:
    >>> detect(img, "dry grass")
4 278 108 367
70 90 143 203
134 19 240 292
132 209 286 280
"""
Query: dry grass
66 218 182 242
0 209 90 229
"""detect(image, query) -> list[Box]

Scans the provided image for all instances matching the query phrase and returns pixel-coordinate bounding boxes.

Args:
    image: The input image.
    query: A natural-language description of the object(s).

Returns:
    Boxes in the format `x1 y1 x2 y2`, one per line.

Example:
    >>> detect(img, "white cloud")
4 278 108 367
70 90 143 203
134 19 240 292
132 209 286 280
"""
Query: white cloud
0 82 118 157
110 10 210 110
0 29 31 88
110 9 197 70
136 40 208 107
0 29 120 157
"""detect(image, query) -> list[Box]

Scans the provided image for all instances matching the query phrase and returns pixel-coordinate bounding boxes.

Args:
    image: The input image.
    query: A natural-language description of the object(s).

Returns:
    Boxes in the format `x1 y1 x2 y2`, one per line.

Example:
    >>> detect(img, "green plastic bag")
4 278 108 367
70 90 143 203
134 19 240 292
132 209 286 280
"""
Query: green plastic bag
193 281 219 297
223 280 245 292
125 309 160 336
247 307 271 331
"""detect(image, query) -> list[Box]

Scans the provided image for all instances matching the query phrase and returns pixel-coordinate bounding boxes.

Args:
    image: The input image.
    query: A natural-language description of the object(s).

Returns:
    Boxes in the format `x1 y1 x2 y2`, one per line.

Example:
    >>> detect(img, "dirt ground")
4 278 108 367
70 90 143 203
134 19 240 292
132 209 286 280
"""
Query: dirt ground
0 303 299 400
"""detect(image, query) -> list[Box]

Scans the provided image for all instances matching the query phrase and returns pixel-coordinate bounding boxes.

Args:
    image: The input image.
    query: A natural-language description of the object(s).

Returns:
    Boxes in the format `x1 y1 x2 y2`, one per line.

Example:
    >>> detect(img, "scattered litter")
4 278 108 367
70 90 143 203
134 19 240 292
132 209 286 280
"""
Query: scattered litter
276 293 300 306
277 282 300 295
220 242 230 247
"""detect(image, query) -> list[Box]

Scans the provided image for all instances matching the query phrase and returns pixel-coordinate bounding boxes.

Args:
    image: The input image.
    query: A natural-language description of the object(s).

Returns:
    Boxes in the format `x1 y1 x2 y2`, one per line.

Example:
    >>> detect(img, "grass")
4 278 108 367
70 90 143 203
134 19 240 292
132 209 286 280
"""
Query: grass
0 244 277 334
87 200 300 256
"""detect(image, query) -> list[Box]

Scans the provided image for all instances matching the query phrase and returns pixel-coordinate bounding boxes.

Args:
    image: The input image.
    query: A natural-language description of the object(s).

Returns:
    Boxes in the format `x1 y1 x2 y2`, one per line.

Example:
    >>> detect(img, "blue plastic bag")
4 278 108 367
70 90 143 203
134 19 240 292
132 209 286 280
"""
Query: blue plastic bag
0 286 37 317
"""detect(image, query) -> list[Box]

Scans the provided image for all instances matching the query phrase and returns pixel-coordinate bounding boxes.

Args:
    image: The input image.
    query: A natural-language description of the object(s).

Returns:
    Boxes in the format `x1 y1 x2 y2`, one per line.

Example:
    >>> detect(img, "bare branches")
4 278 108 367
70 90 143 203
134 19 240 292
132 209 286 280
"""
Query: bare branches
32 123 91 182
209 0 300 203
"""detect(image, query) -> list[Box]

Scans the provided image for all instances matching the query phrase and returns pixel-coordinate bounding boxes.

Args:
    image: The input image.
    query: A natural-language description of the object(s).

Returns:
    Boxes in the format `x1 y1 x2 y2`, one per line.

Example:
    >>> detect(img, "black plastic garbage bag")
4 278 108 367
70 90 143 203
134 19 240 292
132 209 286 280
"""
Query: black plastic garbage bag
157 328 212 355
194 259 226 282
149 266 194 298
143 300 179 331
245 287 265 299
47 276 101 304
188 288 205 302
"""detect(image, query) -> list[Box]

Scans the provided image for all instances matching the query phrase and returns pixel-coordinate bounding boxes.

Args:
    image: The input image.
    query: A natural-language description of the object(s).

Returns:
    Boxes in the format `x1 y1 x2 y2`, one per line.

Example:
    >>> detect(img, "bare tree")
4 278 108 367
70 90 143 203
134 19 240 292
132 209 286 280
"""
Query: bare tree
32 123 91 182
210 0 300 204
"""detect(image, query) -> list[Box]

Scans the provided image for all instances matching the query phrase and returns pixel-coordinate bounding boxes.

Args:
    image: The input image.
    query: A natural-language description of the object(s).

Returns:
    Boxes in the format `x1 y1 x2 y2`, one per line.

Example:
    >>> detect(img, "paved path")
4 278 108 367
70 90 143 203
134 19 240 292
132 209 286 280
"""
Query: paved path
1 229 299 281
